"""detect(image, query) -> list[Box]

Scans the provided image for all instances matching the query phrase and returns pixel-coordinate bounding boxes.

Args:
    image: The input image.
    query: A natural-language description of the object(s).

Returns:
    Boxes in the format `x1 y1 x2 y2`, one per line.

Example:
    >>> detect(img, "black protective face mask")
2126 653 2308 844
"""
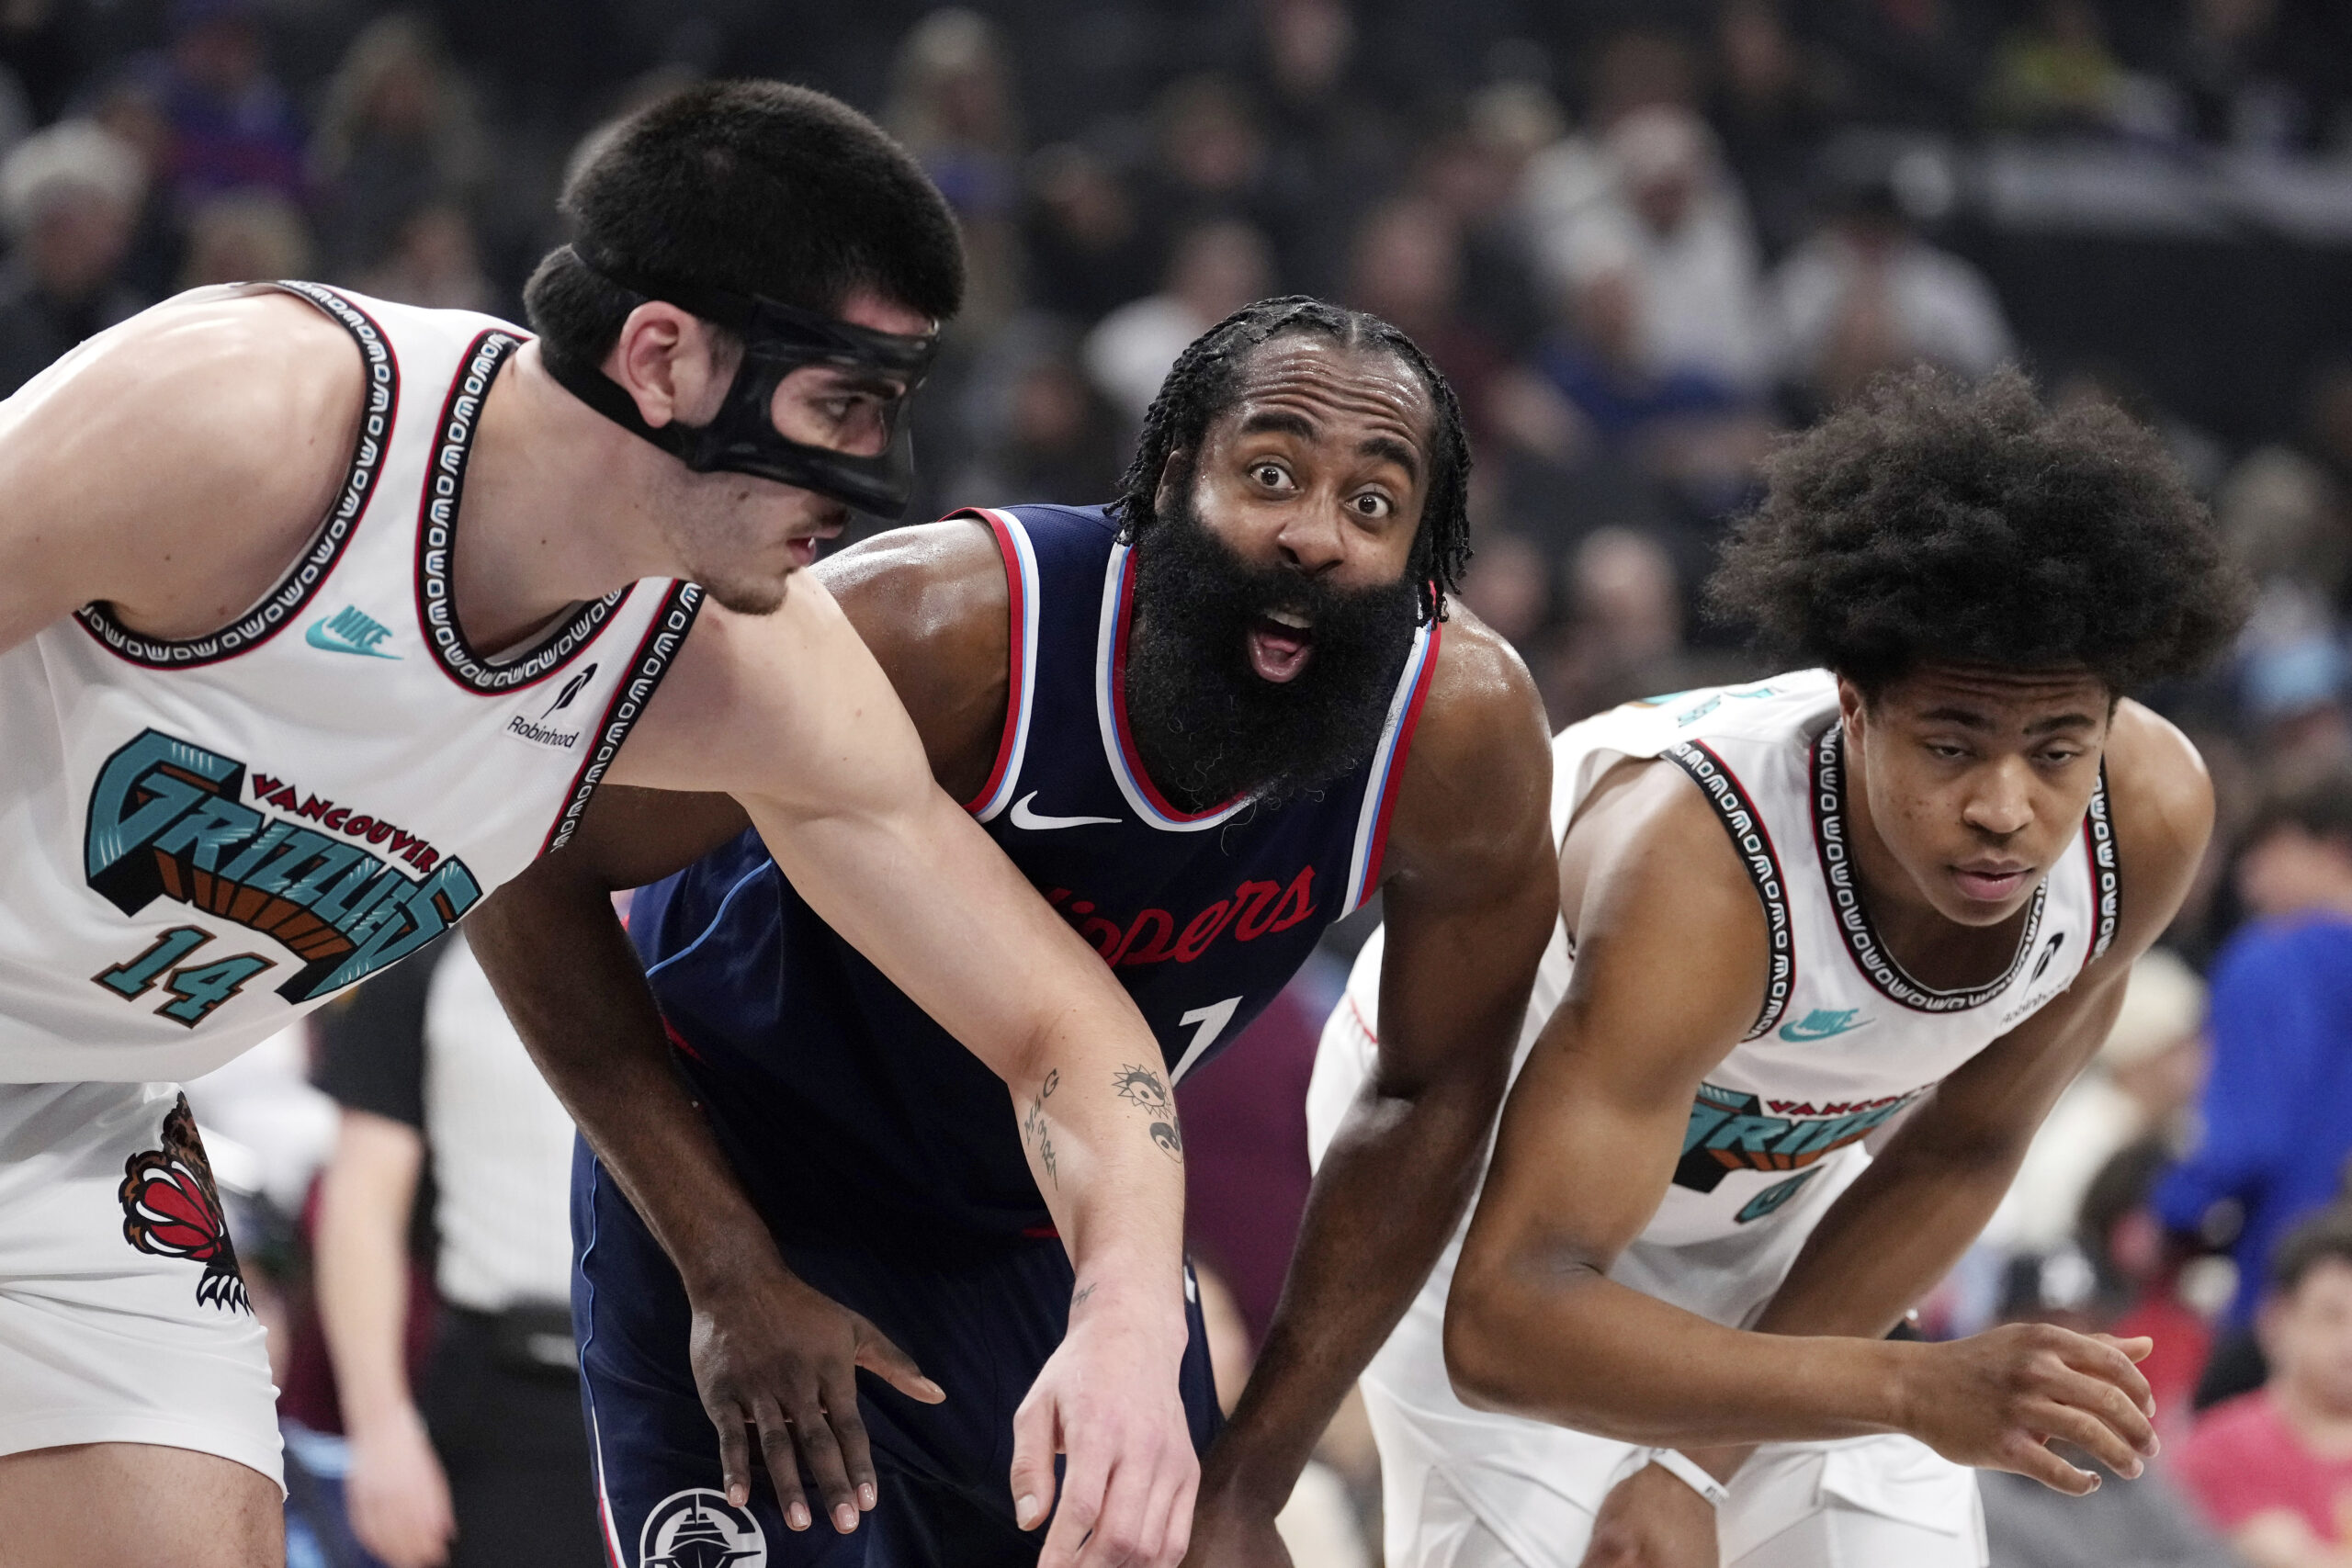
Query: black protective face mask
545 245 941 517
1123 490 1421 813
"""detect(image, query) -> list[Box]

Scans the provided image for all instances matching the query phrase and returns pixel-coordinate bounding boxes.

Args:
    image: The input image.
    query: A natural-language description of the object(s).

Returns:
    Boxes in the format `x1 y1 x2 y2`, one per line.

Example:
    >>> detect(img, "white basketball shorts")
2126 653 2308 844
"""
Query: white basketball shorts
1363 1379 1986 1568
0 1080 282 1487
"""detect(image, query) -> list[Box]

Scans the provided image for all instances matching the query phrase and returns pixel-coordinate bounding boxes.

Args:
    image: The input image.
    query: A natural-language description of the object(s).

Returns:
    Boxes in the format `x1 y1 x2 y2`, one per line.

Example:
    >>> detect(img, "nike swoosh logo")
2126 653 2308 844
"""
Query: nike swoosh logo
305 622 401 659
1008 791 1120 830
1779 1018 1866 1042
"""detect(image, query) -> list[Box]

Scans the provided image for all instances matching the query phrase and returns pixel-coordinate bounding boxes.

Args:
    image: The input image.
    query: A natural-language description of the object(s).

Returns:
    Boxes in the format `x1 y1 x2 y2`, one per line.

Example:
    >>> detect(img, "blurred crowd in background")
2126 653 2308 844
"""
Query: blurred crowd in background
13 0 2352 1562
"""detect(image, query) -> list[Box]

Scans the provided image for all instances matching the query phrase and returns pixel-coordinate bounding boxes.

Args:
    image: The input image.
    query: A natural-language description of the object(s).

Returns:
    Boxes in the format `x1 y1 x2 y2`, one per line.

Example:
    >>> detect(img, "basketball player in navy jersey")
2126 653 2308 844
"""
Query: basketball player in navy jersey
1310 369 2249 1567
467 298 1564 1565
0 85 1197 1567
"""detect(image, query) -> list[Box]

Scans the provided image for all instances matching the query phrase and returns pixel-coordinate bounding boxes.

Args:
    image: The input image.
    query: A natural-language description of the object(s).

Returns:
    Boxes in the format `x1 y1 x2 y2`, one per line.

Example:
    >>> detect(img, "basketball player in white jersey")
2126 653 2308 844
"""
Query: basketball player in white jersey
1309 367 2251 1568
0 84 1196 1568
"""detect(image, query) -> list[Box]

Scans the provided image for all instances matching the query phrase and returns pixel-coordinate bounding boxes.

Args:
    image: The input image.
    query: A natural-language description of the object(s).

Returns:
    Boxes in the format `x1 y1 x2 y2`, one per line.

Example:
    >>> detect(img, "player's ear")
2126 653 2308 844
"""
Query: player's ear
1836 672 1869 743
604 300 718 432
1152 447 1192 518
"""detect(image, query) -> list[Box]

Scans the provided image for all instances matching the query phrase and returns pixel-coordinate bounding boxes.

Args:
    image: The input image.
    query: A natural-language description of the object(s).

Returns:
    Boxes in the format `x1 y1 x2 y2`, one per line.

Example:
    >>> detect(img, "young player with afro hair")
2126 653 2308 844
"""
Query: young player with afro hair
1312 365 2249 1568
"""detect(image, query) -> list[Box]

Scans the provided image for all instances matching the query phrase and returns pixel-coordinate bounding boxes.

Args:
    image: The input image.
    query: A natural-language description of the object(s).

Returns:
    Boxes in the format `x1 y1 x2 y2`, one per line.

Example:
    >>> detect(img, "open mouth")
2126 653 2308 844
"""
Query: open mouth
1247 609 1315 683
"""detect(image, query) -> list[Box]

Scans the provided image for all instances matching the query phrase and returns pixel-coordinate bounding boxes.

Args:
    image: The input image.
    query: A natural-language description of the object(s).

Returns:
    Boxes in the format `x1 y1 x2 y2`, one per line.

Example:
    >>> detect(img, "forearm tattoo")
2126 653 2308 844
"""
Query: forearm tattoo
1113 1064 1184 1164
1023 1067 1060 1188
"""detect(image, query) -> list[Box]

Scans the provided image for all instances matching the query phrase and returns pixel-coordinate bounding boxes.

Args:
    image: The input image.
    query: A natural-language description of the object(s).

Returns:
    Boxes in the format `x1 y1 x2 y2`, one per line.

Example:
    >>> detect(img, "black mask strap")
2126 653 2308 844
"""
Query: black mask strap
545 245 941 517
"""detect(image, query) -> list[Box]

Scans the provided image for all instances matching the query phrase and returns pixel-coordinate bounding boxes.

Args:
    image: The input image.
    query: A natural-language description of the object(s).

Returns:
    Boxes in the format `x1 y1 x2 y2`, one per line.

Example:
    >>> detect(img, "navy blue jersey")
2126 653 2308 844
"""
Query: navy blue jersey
629 503 1440 1244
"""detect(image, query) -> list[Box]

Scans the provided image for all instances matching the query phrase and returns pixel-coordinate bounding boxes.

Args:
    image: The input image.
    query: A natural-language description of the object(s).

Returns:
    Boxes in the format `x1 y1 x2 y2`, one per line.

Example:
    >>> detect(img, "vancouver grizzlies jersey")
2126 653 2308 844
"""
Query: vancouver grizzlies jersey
0 284 698 1082
1313 672 2117 1349
630 502 1440 1242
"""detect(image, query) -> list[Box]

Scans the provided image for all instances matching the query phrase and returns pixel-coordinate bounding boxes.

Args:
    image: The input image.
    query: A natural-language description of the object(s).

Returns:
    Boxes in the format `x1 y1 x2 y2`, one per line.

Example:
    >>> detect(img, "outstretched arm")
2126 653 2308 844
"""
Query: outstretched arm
607 578 1196 1567
1185 620 1559 1566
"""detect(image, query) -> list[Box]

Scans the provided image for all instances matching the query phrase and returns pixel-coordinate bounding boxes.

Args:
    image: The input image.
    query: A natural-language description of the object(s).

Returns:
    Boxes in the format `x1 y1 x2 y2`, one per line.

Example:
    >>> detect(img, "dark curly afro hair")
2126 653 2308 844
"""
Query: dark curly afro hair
1707 366 2249 694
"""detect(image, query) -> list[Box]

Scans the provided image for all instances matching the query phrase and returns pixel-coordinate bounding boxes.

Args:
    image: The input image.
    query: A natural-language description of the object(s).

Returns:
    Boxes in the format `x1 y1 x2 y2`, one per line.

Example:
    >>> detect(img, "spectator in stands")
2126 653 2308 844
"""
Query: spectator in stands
947 317 1123 506
1769 148 2014 407
2160 0 2316 152
1537 525 1694 725
177 186 310 288
1250 0 1396 296
1808 0 1990 133
1343 195 1505 442
1082 215 1272 424
1983 0 2132 132
1707 0 1840 261
313 931 597 1568
357 203 493 312
142 0 305 208
2176 1209 2352 1564
1023 141 1159 326
889 8 1022 331
309 14 485 282
1409 83 1554 355
2158 769 2352 1345
1143 74 1283 268
1541 104 1771 399
0 119 147 397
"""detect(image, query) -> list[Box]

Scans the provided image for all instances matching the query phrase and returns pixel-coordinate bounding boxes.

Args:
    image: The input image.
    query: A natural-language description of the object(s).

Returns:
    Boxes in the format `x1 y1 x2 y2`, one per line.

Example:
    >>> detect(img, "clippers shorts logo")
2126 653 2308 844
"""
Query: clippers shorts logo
119 1094 249 1313
639 1489 765 1568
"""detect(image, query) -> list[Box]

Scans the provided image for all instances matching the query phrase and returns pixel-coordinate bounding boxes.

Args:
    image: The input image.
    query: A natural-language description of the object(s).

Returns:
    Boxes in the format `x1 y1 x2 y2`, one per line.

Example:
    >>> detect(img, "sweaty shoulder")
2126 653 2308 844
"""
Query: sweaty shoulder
0 287 366 652
1383 608 1553 888
814 514 1011 803
2097 698 2215 958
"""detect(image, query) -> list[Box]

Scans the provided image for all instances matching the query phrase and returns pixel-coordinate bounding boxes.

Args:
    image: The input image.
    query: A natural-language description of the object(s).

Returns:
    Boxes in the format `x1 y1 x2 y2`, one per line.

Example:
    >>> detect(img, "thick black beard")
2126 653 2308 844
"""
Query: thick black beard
1122 494 1421 813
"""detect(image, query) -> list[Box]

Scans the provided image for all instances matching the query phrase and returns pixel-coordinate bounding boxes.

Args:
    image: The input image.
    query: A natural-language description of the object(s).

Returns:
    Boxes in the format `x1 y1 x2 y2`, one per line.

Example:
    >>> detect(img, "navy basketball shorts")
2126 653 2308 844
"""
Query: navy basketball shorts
571 1142 1223 1566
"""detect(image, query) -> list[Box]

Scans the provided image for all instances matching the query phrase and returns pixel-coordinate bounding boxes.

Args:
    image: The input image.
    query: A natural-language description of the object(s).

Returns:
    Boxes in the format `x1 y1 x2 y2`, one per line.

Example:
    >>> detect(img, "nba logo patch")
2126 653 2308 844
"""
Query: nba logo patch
640 1488 764 1568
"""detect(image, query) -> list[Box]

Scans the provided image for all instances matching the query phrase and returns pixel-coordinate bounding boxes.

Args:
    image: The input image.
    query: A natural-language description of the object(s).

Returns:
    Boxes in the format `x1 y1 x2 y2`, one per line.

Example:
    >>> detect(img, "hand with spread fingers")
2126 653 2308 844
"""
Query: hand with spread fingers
1901 1326 2159 1494
1010 1288 1198 1568
688 1259 944 1534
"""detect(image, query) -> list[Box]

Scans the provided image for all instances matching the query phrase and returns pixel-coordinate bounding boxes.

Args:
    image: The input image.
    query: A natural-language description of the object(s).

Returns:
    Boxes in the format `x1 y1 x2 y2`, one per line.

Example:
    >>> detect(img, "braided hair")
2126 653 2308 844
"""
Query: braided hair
1113 295 1472 624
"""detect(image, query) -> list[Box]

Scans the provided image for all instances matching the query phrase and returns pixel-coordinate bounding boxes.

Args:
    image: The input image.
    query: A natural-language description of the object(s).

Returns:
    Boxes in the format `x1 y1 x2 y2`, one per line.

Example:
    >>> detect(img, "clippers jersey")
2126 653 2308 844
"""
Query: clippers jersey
0 283 700 1083
629 502 1440 1243
1314 671 2119 1339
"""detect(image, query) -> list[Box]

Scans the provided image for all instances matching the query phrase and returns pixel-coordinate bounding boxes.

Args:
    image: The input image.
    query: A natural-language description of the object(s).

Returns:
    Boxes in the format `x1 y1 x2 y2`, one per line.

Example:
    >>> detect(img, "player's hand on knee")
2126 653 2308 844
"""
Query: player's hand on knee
1902 1324 2158 1494
687 1262 944 1534
1576 1461 1718 1568
1011 1295 1197 1567
344 1404 457 1568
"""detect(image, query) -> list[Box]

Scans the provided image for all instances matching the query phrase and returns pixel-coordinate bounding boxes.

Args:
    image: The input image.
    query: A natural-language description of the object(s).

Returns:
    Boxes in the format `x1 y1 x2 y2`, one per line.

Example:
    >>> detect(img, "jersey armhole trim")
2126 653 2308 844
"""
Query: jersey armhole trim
955 507 1039 822
2083 762 2120 968
74 280 400 668
1340 616 1442 914
1662 739 1795 1040
540 581 706 855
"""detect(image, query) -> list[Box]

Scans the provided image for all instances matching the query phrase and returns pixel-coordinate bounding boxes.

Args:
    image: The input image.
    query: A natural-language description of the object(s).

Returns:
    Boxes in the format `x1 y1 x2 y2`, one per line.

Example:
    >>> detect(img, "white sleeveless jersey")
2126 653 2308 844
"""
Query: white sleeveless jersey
0 283 702 1083
1534 669 2118 1246
1315 670 2118 1328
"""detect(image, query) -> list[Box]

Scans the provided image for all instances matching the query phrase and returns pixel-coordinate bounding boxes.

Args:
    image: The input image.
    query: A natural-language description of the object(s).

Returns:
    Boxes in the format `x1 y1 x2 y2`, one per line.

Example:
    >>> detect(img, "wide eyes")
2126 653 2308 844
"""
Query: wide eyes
1246 460 1397 521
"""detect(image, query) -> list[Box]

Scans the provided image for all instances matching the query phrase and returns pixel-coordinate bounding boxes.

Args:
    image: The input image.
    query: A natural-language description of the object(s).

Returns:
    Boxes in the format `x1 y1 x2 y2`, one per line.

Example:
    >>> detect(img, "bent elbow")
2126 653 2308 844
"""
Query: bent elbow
1442 1266 1523 1414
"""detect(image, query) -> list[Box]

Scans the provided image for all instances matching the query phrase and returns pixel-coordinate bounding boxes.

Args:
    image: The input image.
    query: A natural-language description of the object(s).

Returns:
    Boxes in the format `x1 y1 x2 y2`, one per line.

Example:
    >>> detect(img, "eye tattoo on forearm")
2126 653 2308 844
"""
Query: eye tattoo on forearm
1113 1064 1184 1164
1023 1067 1060 1187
